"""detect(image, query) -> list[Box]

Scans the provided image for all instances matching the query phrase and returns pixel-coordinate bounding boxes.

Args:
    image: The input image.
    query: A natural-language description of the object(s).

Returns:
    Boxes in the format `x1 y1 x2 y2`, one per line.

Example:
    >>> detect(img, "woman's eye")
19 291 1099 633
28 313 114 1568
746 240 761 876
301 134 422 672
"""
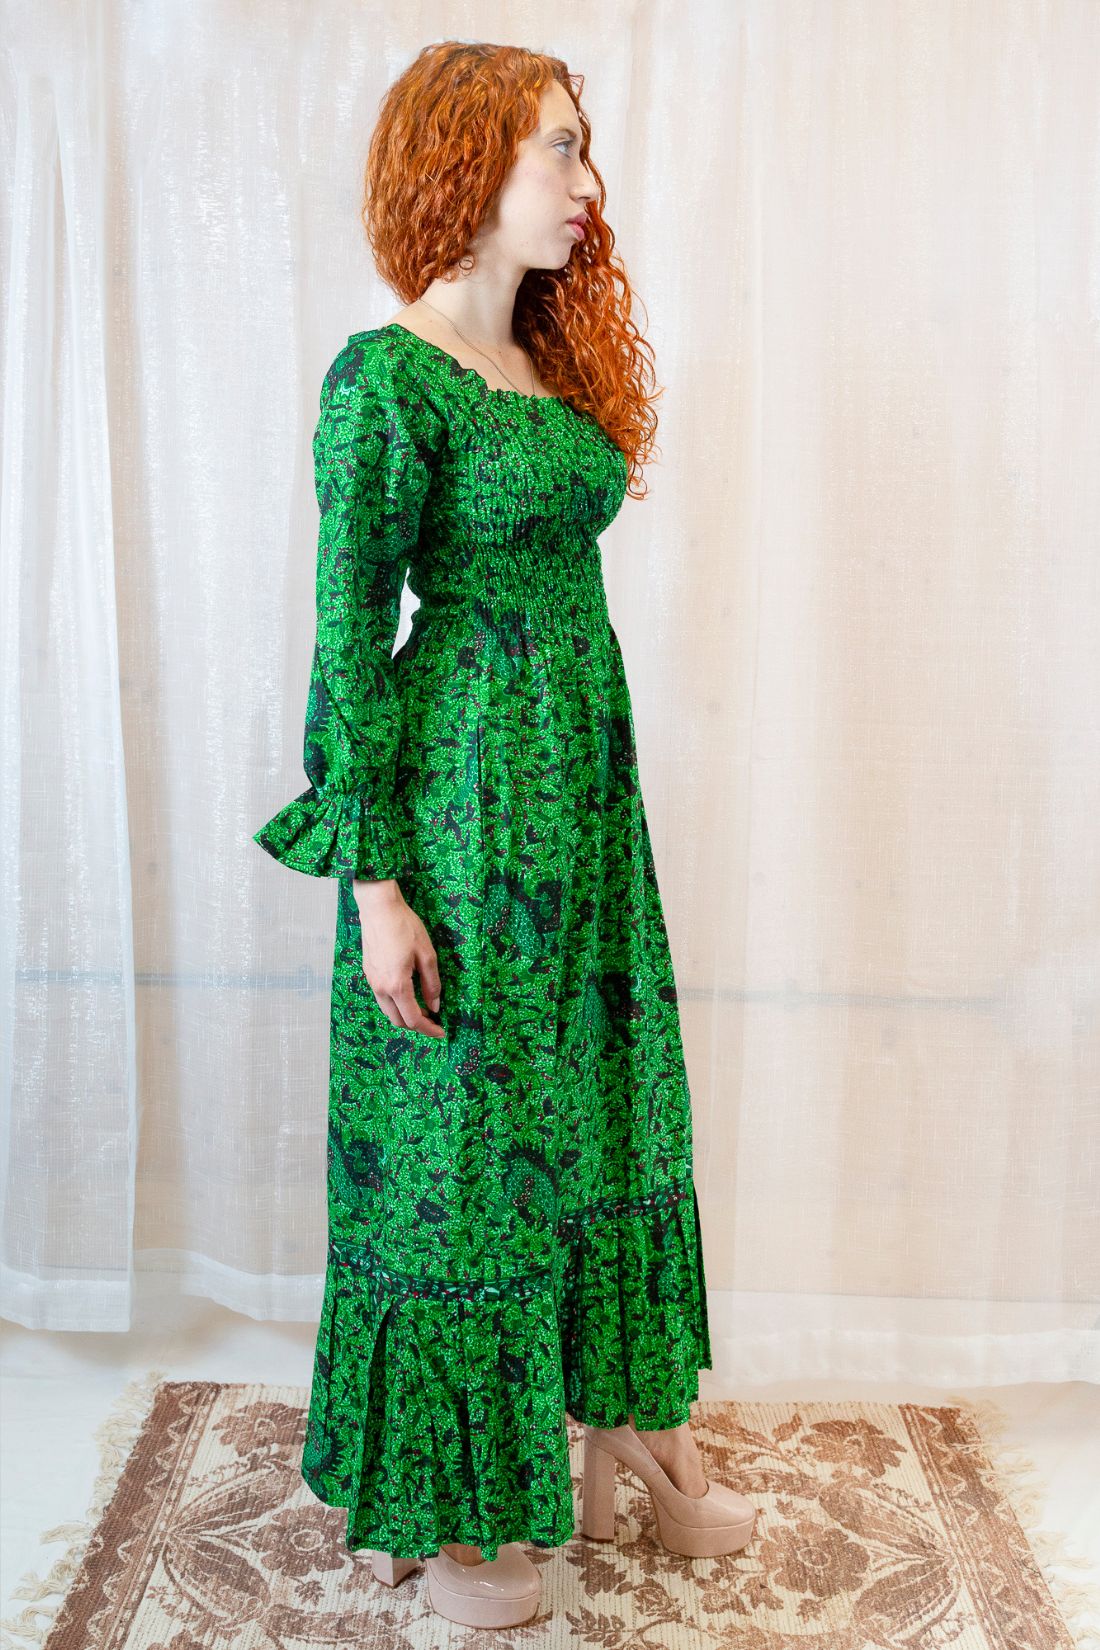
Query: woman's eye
555 139 573 155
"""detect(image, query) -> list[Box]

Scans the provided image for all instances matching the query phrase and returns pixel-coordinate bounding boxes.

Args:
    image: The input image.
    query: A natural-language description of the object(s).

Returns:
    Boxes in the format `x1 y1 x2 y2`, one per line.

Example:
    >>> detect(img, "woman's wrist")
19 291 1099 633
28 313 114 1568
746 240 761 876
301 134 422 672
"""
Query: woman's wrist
353 875 402 902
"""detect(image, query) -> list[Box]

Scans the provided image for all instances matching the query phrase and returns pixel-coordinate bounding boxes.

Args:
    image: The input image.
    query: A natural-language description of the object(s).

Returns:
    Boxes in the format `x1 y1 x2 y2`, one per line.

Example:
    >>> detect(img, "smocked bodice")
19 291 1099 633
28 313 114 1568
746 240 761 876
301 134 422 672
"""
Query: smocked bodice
353 324 630 636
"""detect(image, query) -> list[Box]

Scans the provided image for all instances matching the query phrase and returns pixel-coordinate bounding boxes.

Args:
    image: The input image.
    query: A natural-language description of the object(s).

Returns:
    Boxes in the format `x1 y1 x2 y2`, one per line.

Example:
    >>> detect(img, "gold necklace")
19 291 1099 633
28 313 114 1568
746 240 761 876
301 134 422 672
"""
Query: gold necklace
417 298 536 396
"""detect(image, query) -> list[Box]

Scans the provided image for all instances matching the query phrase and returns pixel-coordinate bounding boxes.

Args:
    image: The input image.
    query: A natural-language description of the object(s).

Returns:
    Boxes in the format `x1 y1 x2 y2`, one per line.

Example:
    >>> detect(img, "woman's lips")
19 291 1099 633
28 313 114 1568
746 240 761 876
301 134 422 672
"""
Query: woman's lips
567 219 586 239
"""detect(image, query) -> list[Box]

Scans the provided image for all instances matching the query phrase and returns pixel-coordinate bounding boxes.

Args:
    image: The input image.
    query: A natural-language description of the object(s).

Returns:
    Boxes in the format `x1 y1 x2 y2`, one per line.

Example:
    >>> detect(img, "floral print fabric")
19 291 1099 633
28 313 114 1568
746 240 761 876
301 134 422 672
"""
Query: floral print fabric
254 326 711 1561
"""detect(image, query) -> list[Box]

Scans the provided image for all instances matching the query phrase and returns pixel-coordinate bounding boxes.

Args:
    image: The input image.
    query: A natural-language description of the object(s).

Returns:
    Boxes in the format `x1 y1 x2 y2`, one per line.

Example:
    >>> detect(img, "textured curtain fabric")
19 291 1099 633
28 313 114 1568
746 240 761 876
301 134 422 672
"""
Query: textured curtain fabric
1 0 1097 1384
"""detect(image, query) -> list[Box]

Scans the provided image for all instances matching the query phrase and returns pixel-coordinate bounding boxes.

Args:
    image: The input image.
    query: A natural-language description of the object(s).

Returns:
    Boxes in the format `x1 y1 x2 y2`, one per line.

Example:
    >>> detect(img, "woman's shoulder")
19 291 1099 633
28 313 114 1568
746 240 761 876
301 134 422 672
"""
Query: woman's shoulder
320 322 448 455
322 323 415 397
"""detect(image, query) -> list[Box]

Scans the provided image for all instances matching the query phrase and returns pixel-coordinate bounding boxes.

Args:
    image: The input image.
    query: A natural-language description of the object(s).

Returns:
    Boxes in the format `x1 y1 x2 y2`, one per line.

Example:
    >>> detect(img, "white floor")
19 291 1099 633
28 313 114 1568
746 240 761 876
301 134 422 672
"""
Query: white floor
3 1286 1099 1644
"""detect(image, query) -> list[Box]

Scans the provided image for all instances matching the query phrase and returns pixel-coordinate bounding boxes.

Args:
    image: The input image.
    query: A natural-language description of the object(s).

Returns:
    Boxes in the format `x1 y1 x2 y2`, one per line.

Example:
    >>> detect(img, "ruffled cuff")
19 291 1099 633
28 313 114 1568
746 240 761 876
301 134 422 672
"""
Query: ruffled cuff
252 786 408 881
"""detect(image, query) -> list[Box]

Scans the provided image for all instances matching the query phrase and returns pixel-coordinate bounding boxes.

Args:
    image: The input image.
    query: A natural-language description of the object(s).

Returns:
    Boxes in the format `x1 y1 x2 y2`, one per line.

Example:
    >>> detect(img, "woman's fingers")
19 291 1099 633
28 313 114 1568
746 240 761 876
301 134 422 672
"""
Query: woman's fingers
387 974 445 1037
417 945 443 1012
356 890 445 1037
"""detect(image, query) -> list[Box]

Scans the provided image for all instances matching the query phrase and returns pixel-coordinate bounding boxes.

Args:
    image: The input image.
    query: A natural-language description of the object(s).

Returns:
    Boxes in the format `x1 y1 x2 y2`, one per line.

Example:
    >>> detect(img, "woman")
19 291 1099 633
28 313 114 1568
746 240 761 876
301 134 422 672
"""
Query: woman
254 40 755 1630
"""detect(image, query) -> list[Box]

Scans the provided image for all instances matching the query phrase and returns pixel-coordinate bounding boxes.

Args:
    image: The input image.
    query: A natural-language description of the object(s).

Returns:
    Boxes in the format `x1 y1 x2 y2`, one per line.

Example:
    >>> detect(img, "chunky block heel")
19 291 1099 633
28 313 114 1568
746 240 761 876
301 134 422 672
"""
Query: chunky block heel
369 1549 421 1585
581 1428 619 1540
581 1422 757 1558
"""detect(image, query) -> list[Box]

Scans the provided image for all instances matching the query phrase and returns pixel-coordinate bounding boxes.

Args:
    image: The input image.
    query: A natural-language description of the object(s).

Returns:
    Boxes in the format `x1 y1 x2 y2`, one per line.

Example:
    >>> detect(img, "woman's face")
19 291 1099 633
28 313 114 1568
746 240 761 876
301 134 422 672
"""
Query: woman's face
478 81 598 272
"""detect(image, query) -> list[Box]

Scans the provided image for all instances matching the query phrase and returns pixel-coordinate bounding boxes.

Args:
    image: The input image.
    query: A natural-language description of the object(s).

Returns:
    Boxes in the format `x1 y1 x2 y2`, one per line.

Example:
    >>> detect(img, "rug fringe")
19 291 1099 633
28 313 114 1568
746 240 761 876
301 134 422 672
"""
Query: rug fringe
945 1391 1100 1650
0 1369 168 1650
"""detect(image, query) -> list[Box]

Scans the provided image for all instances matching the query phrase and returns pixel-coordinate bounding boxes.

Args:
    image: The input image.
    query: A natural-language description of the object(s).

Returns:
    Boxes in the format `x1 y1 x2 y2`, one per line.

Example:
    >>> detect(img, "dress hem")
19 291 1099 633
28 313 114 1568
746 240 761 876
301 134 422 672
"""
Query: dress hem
300 1177 711 1562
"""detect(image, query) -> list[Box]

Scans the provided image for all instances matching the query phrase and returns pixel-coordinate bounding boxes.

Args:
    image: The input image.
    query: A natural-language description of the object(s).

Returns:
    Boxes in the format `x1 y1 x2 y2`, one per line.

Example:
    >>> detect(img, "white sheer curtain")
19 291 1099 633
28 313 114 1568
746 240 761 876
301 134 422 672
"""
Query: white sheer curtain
2 0 1097 1384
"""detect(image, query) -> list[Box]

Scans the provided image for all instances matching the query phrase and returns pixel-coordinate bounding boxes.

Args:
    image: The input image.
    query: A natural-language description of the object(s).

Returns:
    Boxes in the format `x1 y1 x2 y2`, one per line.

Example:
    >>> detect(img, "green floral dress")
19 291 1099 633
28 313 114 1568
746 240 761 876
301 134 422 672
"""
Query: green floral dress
253 323 711 1562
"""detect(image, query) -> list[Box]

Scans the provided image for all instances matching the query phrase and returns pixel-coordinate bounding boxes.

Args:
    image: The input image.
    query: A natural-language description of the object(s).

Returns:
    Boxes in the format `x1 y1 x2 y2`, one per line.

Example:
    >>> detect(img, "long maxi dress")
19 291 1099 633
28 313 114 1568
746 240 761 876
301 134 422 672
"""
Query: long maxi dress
253 323 712 1563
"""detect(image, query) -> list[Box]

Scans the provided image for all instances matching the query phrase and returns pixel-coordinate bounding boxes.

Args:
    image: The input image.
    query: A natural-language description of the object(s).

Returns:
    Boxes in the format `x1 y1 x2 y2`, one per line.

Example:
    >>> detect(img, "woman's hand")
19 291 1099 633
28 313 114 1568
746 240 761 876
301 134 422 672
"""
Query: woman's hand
352 878 445 1038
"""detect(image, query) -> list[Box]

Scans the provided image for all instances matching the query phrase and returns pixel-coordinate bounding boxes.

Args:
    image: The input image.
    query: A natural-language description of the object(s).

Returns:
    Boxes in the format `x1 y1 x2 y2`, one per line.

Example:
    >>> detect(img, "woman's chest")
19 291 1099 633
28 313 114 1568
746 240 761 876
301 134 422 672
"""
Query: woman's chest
420 399 628 544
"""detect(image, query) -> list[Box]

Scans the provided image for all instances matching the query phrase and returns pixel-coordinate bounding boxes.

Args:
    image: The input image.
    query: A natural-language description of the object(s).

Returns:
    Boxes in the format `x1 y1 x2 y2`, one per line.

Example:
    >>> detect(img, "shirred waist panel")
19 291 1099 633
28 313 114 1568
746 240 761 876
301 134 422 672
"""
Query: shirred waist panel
407 530 610 641
407 582 611 646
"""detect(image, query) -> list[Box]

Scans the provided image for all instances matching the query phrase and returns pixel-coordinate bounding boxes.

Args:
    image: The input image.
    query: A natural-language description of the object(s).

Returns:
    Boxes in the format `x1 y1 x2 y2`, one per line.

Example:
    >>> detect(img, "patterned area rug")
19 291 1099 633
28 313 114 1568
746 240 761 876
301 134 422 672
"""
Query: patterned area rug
3 1374 1098 1650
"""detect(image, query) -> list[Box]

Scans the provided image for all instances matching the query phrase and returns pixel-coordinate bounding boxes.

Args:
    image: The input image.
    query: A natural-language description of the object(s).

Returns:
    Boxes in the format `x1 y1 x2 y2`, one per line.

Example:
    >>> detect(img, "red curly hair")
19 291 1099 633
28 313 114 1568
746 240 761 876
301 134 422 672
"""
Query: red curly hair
363 41 663 499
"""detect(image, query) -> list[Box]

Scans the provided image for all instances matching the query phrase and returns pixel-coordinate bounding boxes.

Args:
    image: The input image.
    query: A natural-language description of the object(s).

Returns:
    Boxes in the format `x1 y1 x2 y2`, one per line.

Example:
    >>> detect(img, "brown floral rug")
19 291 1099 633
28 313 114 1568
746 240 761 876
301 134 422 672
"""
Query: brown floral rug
4 1374 1098 1650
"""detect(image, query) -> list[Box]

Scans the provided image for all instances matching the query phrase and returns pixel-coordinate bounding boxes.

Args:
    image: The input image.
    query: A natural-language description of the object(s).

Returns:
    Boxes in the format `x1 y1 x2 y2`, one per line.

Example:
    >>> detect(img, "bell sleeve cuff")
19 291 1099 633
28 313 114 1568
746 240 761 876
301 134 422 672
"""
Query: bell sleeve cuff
252 785 409 882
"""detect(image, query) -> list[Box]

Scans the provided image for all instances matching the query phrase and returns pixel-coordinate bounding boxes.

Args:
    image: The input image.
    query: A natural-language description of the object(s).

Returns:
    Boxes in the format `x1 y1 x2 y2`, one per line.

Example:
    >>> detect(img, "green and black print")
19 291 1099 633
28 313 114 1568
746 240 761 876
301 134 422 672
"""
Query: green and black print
255 326 711 1561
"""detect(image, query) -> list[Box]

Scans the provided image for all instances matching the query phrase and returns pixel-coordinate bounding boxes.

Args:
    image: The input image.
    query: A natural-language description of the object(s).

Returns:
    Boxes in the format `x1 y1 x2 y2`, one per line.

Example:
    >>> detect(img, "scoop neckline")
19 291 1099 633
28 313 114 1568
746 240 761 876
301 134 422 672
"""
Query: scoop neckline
374 321 565 403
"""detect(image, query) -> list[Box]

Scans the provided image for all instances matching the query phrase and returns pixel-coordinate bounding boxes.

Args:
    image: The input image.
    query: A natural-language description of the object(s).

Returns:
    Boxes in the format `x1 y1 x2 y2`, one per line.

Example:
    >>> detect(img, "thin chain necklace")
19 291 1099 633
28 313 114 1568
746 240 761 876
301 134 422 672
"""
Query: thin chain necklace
417 298 536 396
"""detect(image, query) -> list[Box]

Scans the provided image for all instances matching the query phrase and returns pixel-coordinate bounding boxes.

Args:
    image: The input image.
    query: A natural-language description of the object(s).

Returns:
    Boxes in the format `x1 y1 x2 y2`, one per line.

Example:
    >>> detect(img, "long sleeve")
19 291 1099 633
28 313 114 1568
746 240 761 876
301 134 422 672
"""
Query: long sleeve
253 341 431 880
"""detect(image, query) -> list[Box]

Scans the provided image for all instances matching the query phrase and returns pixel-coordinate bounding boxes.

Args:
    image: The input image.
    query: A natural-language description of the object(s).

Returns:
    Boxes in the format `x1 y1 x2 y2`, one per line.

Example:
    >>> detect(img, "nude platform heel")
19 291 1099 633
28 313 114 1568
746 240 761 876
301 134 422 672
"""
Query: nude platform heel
368 1545 541 1627
580 1423 757 1558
